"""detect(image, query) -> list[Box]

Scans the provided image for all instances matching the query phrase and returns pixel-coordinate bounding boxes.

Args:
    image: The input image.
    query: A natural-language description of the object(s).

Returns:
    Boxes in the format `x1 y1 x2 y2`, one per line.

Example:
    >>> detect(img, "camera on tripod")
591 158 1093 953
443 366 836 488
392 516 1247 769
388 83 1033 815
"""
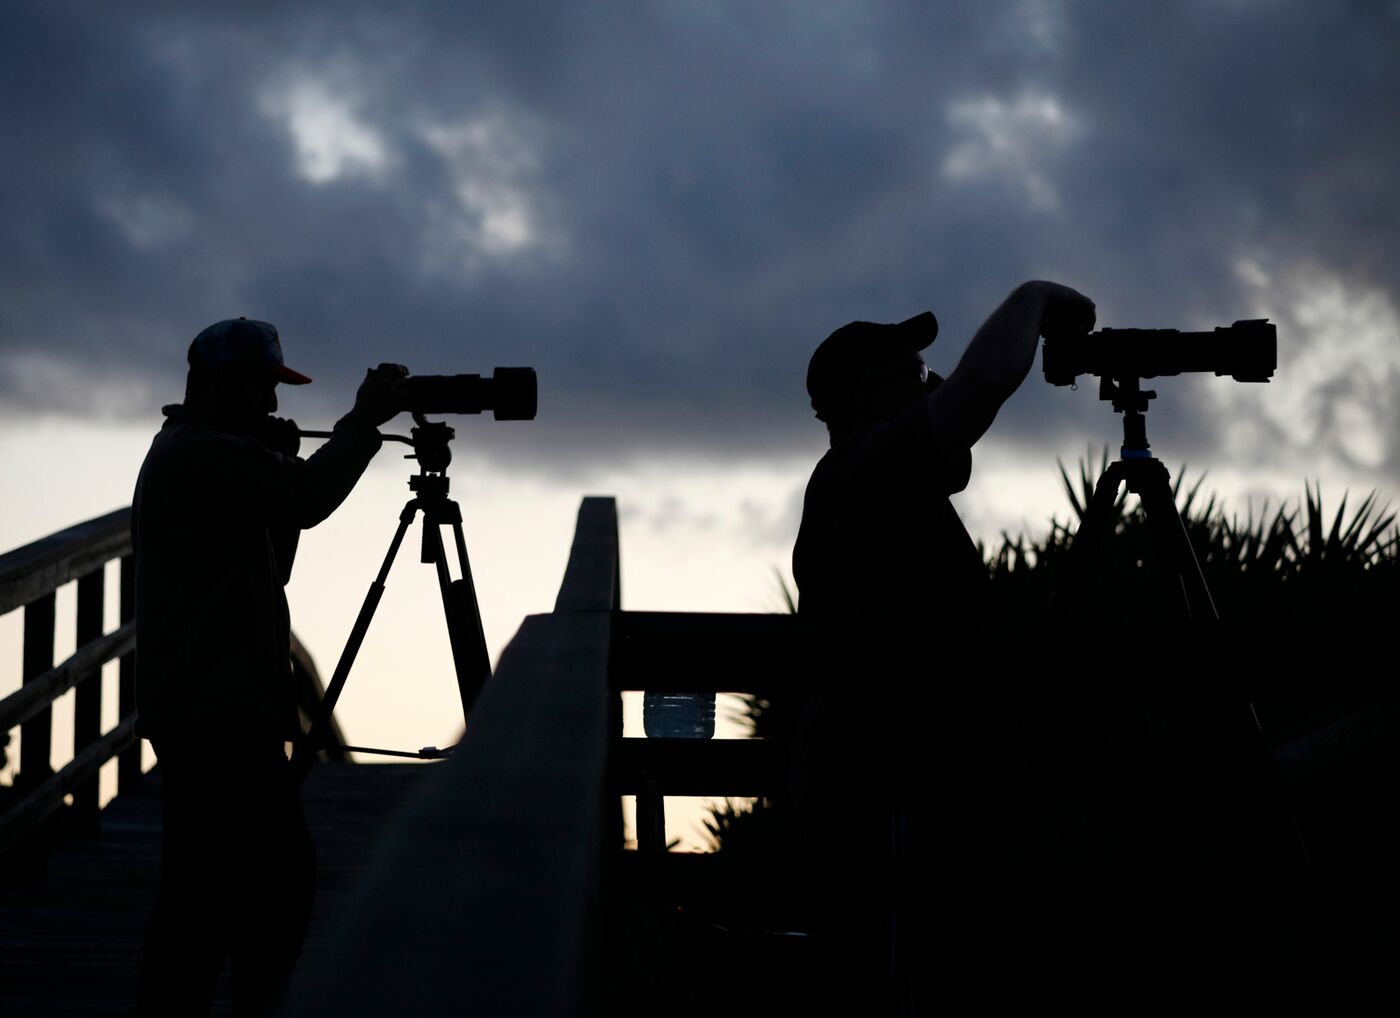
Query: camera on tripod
396 367 538 420
1042 316 1279 625
1042 320 1276 387
291 365 538 773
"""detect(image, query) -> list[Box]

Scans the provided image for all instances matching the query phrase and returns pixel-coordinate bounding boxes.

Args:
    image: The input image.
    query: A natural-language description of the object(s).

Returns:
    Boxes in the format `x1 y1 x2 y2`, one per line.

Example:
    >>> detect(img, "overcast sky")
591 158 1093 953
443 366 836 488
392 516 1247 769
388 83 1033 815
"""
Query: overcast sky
4 4 1399 819
4 0 1398 473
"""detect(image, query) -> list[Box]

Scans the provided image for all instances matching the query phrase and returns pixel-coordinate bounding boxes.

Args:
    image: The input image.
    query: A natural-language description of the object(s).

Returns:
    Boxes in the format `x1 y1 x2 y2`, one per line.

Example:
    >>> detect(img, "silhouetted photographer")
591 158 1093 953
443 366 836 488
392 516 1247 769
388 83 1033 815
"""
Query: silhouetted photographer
133 317 405 1017
794 281 1095 617
790 279 1093 842
789 282 1094 1009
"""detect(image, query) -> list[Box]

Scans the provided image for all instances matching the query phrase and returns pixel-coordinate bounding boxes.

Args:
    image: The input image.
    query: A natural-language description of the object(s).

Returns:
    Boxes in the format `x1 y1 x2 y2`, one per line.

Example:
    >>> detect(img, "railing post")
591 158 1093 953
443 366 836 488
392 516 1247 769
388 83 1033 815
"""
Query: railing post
637 772 667 854
19 592 56 795
117 555 141 795
73 568 104 831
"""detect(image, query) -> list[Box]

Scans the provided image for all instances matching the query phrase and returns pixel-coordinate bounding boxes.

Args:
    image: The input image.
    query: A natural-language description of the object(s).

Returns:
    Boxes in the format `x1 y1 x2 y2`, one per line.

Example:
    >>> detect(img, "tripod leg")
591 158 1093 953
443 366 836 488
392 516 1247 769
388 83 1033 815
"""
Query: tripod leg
1046 461 1127 621
1136 465 1218 621
293 505 416 776
426 519 493 719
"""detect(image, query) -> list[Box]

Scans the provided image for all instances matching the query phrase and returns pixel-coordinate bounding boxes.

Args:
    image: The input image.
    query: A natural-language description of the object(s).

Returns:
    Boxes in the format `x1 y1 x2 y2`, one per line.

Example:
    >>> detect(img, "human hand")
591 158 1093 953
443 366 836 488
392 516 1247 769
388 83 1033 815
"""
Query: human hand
257 416 302 457
1024 281 1096 341
350 363 410 427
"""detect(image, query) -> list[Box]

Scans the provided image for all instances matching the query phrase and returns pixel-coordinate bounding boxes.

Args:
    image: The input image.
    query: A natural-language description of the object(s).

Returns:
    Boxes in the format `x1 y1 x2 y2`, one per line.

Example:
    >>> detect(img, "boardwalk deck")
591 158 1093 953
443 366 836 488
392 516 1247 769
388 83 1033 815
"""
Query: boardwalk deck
0 762 426 1017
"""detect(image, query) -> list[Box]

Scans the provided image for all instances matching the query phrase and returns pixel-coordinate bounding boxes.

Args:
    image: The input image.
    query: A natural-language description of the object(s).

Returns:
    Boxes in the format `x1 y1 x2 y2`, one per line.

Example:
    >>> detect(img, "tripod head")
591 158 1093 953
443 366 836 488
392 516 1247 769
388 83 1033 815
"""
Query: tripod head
376 412 457 499
405 413 454 475
1099 375 1156 459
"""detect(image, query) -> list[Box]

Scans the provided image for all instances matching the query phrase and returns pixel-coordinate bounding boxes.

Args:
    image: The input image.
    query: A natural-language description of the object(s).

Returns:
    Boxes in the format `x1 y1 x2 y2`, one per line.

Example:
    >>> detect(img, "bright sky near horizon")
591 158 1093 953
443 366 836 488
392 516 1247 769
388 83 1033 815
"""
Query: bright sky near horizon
3 1 1400 847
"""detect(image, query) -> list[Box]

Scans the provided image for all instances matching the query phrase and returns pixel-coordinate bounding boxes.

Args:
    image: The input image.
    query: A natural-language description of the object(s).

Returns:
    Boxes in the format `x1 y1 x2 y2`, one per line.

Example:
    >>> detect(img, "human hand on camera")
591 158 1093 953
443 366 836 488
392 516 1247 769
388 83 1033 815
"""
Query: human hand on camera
1026 281 1096 341
350 363 410 428
257 416 302 457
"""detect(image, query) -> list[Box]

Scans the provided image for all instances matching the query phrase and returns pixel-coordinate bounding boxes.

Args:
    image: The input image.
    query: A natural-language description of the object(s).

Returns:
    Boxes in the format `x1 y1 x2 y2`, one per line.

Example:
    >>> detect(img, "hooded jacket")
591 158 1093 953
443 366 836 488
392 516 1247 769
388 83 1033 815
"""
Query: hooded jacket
132 405 382 739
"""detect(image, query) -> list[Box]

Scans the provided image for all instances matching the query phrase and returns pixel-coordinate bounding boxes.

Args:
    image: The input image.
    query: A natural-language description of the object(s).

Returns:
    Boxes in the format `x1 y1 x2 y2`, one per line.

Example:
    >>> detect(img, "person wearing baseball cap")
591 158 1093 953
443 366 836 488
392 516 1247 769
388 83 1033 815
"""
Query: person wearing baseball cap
133 318 408 1016
794 281 1095 615
788 281 1095 1003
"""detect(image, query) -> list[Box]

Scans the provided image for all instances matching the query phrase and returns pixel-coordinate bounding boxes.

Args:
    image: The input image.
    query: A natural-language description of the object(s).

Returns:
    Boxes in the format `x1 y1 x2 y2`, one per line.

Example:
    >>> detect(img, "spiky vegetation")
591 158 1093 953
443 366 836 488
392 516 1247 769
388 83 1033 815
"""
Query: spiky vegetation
983 449 1398 623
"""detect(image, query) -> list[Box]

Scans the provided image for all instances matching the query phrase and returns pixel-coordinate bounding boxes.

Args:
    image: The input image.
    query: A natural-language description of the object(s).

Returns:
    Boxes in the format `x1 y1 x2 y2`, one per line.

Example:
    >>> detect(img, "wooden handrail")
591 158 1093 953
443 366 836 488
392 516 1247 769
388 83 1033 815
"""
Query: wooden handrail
0 622 136 732
0 508 131 615
284 497 620 1018
554 495 621 612
0 719 137 856
612 737 783 796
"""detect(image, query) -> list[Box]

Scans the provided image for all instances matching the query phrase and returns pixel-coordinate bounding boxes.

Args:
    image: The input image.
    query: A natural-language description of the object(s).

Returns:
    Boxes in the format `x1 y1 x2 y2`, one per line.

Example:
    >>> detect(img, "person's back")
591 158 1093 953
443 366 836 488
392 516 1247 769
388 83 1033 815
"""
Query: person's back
793 395 988 619
133 395 390 742
134 407 304 741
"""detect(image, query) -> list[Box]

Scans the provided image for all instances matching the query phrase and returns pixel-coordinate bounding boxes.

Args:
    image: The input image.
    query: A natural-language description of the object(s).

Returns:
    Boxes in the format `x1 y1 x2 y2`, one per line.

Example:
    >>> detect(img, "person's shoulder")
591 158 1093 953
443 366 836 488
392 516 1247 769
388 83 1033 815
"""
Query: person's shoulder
146 410 276 482
842 399 934 475
804 443 855 495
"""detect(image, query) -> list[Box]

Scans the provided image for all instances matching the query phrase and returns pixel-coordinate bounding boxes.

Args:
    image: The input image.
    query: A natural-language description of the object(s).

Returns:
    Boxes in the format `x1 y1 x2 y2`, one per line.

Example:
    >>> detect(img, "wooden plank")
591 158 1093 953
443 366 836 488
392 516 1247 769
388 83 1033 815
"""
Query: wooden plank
73 569 105 828
0 762 425 1018
609 613 1380 694
283 610 614 1018
19 592 56 792
117 555 140 795
615 852 1344 918
0 508 130 615
612 737 785 797
0 623 135 732
636 770 666 855
554 496 620 612
610 610 803 692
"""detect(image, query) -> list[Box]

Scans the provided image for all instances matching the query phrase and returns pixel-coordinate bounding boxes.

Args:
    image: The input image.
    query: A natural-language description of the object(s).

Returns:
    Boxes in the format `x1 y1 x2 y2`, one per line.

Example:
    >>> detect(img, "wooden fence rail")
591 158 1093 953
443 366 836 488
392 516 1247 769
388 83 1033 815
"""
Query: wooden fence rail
0 509 340 858
0 509 138 854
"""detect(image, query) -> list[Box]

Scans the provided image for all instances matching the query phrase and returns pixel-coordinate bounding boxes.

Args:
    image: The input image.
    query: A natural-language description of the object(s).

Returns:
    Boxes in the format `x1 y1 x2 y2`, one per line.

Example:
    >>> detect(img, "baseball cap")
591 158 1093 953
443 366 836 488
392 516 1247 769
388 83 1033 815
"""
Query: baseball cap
806 311 938 421
188 317 313 385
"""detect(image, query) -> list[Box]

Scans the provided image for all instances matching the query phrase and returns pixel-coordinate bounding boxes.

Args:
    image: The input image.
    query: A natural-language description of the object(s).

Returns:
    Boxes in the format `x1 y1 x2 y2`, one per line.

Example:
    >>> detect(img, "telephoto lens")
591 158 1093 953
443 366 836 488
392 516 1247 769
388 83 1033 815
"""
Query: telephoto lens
1043 319 1275 386
399 367 538 419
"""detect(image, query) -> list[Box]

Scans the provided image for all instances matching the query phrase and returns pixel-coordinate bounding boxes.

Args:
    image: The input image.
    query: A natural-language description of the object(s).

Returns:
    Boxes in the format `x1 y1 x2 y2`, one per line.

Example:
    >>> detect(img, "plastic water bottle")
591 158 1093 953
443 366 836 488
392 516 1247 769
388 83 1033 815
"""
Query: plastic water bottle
643 692 716 739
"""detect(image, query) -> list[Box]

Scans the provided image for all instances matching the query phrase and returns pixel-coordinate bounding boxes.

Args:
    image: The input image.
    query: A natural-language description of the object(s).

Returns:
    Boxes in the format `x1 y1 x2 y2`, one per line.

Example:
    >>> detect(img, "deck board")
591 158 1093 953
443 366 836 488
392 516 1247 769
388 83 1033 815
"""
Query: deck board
0 762 425 1017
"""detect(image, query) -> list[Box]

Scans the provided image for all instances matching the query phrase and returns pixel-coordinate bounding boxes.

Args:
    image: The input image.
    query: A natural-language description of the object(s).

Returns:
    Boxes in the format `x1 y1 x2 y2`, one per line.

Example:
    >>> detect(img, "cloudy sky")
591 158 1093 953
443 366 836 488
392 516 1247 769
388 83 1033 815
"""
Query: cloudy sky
3 2 1399 825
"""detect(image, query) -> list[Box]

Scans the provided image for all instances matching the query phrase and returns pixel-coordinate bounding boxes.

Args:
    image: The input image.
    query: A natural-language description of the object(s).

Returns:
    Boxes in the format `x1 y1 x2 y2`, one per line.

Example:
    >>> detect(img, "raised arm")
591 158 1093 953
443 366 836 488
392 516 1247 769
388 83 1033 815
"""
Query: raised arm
196 363 410 530
927 280 1096 451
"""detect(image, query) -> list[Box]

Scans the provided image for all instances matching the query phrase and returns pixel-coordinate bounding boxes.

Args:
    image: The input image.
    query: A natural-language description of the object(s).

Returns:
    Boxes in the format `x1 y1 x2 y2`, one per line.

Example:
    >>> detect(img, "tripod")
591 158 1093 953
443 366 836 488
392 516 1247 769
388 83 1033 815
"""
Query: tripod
1046 374 1216 622
1043 373 1312 867
292 415 492 778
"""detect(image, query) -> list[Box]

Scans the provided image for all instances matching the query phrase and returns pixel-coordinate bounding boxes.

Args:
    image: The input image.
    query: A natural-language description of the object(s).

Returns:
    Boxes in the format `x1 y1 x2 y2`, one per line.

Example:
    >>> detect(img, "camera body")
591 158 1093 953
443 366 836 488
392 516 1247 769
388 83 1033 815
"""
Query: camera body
397 367 537 420
1043 319 1276 387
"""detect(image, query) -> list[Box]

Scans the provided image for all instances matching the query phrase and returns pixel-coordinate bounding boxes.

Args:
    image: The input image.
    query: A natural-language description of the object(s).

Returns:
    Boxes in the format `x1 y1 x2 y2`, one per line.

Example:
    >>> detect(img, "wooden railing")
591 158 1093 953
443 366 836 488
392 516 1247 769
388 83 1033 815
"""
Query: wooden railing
285 495 623 1017
0 509 138 855
0 509 341 858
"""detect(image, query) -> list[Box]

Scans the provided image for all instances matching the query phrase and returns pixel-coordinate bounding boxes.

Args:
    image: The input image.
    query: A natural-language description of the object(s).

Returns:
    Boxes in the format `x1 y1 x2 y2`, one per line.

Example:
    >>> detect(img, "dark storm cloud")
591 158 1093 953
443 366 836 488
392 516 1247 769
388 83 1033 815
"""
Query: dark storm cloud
2 1 1398 476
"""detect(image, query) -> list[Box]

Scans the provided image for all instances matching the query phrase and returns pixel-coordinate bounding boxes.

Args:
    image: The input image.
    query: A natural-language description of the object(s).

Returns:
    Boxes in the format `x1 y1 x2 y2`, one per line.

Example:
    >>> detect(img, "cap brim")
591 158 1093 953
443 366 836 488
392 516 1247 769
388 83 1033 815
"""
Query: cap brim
896 311 938 351
275 365 313 385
